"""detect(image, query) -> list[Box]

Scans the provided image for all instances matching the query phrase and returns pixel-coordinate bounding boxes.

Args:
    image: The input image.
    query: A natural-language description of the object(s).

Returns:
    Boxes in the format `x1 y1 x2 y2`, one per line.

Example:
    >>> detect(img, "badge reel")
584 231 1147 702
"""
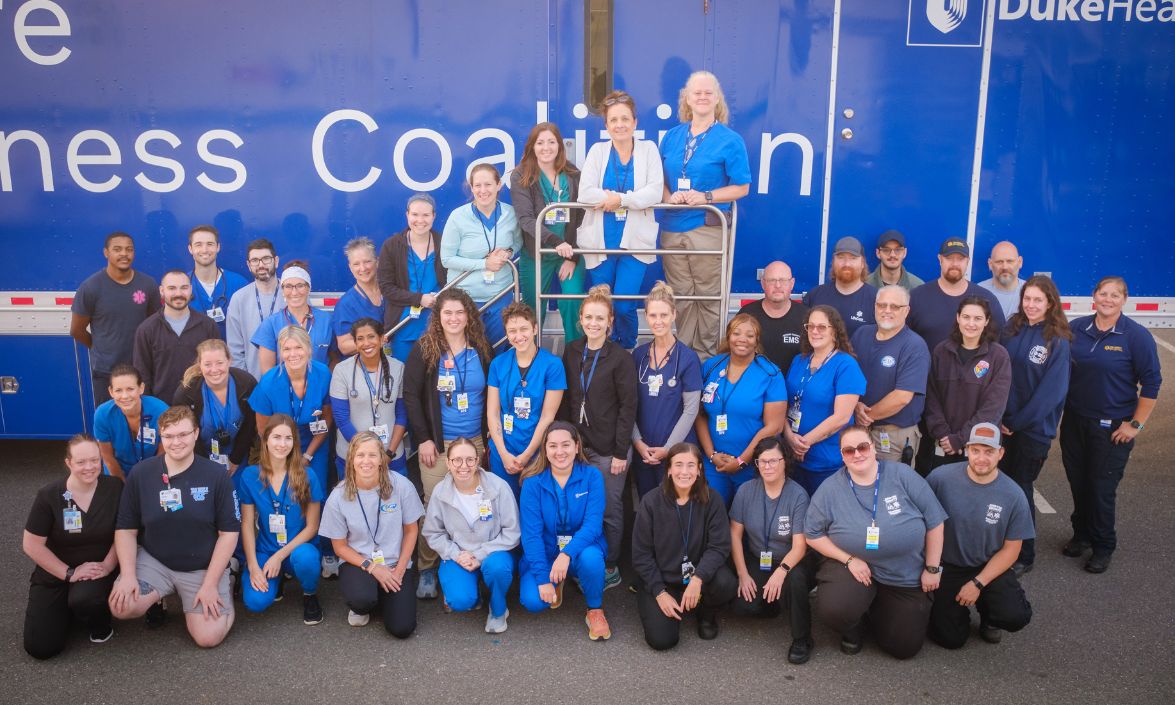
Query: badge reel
647 374 663 398
269 514 288 545
557 535 572 551
513 396 531 420
681 559 696 585
207 306 226 322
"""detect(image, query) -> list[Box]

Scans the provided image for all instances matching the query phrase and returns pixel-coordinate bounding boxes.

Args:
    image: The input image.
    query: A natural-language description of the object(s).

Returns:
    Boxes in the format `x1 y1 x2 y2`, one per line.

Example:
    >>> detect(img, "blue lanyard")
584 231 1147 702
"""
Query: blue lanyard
675 501 693 561
191 268 227 309
792 350 835 408
267 474 289 514
352 284 381 309
287 371 312 423
681 125 712 177
580 344 603 395
201 377 237 432
762 484 786 550
609 146 632 193
713 355 749 416
847 466 881 527
360 361 383 420
356 492 382 550
473 203 500 253
254 286 278 322
283 307 314 335
445 348 470 394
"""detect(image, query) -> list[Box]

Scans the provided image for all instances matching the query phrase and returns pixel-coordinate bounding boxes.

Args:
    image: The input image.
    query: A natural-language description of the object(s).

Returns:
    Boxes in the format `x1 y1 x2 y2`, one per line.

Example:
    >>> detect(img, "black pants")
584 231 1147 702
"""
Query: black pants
637 564 737 651
730 555 812 641
1000 433 1050 565
913 421 962 476
928 563 1032 649
91 371 112 406
23 573 115 660
339 563 418 638
1059 410 1135 554
814 558 932 660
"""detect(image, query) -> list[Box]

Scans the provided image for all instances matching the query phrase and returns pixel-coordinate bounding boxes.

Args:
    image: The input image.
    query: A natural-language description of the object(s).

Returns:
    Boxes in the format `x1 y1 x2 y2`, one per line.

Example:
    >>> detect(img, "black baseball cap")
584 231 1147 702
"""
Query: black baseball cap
939 238 969 257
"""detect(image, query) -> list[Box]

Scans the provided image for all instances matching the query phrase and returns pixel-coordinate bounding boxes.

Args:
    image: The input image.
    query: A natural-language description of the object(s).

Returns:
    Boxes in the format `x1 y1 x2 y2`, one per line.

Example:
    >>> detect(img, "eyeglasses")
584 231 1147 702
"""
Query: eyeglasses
875 302 909 311
448 457 479 468
247 255 275 266
803 323 831 333
281 282 309 292
878 247 906 256
762 277 793 286
755 457 784 469
161 429 196 442
840 442 874 457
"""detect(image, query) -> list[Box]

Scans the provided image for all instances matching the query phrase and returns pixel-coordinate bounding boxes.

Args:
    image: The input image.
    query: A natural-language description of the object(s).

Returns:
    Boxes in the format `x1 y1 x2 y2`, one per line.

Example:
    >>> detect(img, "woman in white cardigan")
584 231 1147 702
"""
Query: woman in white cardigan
577 91 665 349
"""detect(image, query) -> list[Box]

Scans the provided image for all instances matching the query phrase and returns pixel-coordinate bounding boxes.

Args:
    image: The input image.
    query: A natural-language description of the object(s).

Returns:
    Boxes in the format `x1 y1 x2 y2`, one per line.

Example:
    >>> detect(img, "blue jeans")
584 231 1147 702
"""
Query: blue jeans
438 551 515 618
242 543 322 613
519 544 606 611
587 254 648 349
477 295 512 353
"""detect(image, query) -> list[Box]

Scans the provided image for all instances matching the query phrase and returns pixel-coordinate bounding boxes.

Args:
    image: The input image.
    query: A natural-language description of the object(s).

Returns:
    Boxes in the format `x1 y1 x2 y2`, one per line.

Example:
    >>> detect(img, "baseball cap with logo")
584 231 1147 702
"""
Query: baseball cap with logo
967 422 1002 449
833 236 865 257
939 238 969 257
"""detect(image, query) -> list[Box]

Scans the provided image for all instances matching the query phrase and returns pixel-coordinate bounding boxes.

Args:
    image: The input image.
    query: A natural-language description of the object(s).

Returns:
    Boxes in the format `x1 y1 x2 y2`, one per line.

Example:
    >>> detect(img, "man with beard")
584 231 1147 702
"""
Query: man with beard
907 238 1005 352
978 241 1025 320
187 225 248 339
850 285 931 463
71 232 161 405
225 239 284 379
866 230 924 291
802 236 877 336
133 271 220 398
738 260 809 374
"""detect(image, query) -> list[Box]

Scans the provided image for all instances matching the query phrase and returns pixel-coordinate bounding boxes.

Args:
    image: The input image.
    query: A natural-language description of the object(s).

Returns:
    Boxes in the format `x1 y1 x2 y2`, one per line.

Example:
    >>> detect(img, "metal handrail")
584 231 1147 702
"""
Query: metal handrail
382 256 522 345
532 201 736 340
381 268 475 342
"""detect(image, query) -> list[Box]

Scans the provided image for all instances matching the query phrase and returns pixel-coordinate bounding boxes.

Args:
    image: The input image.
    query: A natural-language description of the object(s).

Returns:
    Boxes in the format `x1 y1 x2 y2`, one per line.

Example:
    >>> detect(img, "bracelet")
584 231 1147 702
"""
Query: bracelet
971 577 985 590
844 556 855 569
303 453 314 461
709 451 719 461
778 562 792 573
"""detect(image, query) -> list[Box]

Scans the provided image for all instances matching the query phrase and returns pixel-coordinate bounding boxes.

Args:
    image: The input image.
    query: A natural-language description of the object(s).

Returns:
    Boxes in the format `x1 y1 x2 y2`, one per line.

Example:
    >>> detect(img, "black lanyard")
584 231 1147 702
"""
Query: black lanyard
716 357 749 416
675 500 693 562
473 203 500 253
792 350 835 408
356 491 382 550
512 349 536 400
848 466 881 527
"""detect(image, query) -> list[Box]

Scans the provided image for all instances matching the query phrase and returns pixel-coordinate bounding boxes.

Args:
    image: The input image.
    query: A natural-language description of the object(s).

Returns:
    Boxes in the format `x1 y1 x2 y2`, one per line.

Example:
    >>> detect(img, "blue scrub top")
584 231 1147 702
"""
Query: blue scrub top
332 286 385 339
602 147 632 250
248 361 332 451
391 248 439 362
251 307 334 365
633 340 703 447
700 354 787 460
487 347 568 453
438 347 486 440
199 377 243 456
93 396 170 474
237 464 326 555
658 122 751 232
190 268 248 337
785 351 867 473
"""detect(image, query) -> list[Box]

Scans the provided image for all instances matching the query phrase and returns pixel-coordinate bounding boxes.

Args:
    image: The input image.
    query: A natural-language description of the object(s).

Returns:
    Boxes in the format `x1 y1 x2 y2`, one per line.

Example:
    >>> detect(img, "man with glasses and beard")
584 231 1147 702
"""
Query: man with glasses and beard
133 270 220 398
226 239 285 379
907 238 1005 353
803 237 877 337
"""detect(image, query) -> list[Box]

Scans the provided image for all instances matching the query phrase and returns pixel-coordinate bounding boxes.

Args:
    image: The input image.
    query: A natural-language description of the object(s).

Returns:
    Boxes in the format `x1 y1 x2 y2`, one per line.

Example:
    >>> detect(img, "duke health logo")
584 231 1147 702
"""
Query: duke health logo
907 0 987 47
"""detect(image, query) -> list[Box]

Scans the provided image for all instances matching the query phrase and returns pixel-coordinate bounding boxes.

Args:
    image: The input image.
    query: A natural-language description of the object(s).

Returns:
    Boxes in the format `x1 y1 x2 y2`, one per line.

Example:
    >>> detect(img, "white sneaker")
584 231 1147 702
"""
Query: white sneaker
347 610 370 627
321 555 340 578
485 609 509 634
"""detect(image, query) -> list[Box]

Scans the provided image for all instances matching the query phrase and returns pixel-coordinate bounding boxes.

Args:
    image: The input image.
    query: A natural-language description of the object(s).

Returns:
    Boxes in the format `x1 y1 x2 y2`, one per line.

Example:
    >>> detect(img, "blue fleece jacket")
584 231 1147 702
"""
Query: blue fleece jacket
519 461 606 585
1001 322 1071 445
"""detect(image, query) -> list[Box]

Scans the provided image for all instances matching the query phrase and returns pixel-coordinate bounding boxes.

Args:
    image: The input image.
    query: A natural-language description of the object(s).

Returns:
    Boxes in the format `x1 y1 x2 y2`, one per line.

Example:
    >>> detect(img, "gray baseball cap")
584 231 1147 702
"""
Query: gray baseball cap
967 422 1002 449
833 236 864 257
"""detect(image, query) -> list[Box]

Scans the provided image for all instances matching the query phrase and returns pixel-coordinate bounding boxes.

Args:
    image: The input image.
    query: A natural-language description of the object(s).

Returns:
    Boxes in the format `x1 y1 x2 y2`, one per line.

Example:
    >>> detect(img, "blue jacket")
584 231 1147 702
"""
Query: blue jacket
1066 314 1162 420
1001 322 1071 445
519 461 606 584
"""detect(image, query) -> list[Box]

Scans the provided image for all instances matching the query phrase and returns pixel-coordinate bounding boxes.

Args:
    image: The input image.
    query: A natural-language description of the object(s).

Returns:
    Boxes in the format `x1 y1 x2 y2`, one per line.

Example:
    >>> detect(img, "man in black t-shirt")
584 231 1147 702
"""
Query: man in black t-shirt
109 406 240 648
739 261 808 375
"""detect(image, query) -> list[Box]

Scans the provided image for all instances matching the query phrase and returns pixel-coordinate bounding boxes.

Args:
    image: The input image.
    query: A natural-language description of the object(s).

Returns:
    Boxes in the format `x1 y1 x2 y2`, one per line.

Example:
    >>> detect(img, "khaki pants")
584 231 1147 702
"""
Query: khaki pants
661 225 724 359
870 423 921 464
416 435 485 571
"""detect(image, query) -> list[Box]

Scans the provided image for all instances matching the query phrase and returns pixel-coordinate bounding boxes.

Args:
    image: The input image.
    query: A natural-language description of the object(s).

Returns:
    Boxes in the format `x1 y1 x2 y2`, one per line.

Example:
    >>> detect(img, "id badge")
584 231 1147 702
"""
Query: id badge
477 499 493 521
63 508 83 533
369 424 390 445
715 414 729 435
677 178 691 191
513 396 531 419
456 393 470 413
210 453 229 467
681 560 696 585
159 488 183 512
409 306 423 319
865 524 880 551
759 551 773 572
207 306 226 322
482 269 496 284
647 374 663 397
545 207 570 224
557 535 572 551
139 426 157 445
701 381 719 404
437 375 456 392
613 208 627 222
787 406 802 434
503 414 514 434
382 342 394 358
309 419 328 436
934 444 945 457
879 431 892 454
371 549 386 566
211 438 221 456
269 513 286 535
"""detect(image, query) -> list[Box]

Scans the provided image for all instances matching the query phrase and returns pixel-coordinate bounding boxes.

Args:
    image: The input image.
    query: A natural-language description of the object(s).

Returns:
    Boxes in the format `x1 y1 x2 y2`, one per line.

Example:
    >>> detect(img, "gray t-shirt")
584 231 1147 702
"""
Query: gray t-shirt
164 311 190 336
730 477 809 561
225 282 284 380
319 472 424 567
978 278 1025 321
72 269 160 373
926 461 1035 568
806 460 948 587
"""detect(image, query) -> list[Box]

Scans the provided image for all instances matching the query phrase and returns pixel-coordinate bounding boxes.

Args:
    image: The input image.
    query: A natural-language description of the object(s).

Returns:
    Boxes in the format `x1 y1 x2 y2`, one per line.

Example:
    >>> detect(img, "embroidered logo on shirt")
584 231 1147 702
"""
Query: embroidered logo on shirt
782 333 801 345
133 290 147 305
380 502 398 513
1028 345 1048 364
575 491 589 499
884 495 902 515
777 515 791 536
881 355 897 368
973 360 990 378
985 503 1003 525
852 310 865 322
1104 345 1123 352
190 486 209 501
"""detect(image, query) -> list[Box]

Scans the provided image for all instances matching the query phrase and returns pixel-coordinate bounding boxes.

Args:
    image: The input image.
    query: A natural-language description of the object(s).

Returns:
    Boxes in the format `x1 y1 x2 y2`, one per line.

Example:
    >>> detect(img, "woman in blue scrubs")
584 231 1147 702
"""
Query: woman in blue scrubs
784 305 867 496
577 91 665 349
239 414 325 625
440 163 523 350
252 261 334 376
487 302 567 497
695 314 788 506
174 339 257 475
93 363 168 479
377 194 445 362
333 237 385 357
331 318 408 478
631 281 702 497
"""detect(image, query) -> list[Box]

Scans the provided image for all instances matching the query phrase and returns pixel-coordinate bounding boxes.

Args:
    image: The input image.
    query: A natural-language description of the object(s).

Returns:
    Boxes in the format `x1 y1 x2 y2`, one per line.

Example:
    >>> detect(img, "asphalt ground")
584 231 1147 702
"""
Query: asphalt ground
1 332 1173 705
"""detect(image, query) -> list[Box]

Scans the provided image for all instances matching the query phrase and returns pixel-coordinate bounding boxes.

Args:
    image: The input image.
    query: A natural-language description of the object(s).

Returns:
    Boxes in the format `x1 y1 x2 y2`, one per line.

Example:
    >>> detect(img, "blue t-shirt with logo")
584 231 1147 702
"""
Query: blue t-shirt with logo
850 325 931 428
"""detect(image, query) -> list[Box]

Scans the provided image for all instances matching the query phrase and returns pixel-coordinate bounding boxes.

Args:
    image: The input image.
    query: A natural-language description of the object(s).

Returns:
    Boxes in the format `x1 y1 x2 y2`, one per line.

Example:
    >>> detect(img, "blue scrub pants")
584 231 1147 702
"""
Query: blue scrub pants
242 543 322 613
519 544 606 611
438 551 515 618
794 465 838 499
477 295 512 353
488 439 526 499
704 461 755 508
587 254 647 349
631 458 665 499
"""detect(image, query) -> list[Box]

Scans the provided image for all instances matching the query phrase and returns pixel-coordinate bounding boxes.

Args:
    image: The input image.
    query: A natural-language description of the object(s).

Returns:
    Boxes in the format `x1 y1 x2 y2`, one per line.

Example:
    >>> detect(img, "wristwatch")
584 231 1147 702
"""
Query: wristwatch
360 559 373 571
1128 418 1144 431
778 562 792 573
924 565 942 574
971 577 985 590
843 556 855 568
704 190 714 203
64 567 75 581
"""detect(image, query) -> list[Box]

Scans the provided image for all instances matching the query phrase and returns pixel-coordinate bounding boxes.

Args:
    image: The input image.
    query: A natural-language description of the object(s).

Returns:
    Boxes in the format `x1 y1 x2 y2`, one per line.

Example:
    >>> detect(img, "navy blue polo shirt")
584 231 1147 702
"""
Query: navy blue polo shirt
850 325 931 428
1067 314 1162 419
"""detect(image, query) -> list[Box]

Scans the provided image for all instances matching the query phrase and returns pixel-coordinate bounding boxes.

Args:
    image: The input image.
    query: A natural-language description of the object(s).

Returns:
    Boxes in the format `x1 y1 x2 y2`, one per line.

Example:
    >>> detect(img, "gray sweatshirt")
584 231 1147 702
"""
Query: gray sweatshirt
422 470 521 561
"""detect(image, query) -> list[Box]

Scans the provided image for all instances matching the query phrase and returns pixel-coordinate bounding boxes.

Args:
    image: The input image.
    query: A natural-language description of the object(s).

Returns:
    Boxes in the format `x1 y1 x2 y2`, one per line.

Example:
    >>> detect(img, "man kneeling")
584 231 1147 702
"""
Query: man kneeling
109 406 241 647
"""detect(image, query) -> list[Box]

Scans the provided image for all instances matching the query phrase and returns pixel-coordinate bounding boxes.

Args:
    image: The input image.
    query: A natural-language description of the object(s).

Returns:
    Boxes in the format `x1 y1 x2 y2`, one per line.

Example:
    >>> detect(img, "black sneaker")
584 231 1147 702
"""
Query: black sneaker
274 575 286 603
697 613 720 640
1084 552 1112 574
1062 538 1091 558
840 624 863 655
89 625 114 644
788 637 814 664
980 623 1004 644
145 601 167 629
303 594 323 626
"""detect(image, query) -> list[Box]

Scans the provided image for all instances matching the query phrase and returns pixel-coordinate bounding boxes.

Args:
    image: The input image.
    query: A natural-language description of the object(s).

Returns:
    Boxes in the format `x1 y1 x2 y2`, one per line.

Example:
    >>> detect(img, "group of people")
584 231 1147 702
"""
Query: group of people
27 71 1160 663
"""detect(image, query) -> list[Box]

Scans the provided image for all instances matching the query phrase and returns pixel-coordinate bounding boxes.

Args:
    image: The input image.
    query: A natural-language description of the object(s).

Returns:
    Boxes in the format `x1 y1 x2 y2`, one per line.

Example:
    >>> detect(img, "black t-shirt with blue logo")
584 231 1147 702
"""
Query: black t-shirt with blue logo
739 299 809 375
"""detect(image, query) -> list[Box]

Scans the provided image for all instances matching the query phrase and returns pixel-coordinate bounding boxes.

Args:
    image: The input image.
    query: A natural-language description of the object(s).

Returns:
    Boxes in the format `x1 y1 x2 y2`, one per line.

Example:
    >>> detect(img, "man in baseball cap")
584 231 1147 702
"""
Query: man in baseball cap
924 422 1034 649
906 236 1006 353
867 229 925 291
802 236 878 336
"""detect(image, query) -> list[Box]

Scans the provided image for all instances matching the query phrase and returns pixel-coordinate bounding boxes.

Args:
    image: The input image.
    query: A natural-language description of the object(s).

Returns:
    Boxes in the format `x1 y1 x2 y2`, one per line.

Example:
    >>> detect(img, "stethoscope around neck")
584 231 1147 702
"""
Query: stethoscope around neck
348 355 396 404
638 341 681 388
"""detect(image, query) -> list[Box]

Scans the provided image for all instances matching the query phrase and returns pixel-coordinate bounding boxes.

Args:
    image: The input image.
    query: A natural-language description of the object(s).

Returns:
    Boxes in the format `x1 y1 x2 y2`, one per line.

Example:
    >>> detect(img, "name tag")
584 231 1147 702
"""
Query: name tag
557 534 572 551
681 560 695 585
207 306 226 322
544 207 570 224
63 508 83 533
159 488 183 512
865 524 880 551
482 269 496 284
787 406 802 433
677 178 691 191
715 414 728 435
309 419 328 436
503 414 514 434
647 374 663 397
138 427 157 445
759 550 773 572
879 431 892 454
613 208 627 222
513 396 531 419
408 306 423 319
437 375 456 392
456 393 470 413
477 499 493 521
382 342 394 358
269 513 286 536
371 549 385 566
369 424 390 445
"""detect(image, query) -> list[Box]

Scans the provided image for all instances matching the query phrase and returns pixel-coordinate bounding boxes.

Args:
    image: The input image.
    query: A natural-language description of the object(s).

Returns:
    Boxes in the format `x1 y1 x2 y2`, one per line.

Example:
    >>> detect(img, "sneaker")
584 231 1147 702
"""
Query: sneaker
585 608 611 641
980 623 1003 644
840 624 863 655
347 610 370 627
145 601 167 629
485 609 510 634
1011 561 1034 578
303 594 323 626
274 575 286 603
416 567 438 599
551 581 565 610
1084 552 1112 574
1062 538 1091 558
441 598 452 614
697 612 720 640
603 566 622 591
320 556 340 579
89 626 114 644
788 637 814 664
